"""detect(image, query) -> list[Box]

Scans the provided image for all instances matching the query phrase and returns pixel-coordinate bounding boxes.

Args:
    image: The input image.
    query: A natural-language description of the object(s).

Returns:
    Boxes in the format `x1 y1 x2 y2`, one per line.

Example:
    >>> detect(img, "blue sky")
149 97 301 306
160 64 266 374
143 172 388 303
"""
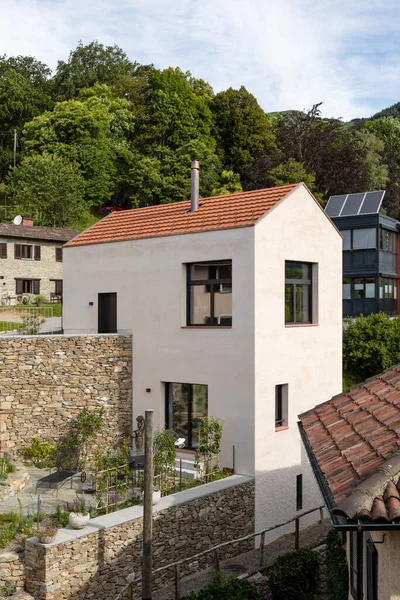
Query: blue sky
2 0 400 120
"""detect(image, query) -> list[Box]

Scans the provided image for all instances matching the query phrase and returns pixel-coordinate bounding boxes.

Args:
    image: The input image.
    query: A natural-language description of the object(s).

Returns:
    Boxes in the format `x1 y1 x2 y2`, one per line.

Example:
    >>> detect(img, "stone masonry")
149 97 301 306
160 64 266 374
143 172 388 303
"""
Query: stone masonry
0 550 25 593
25 478 255 600
0 334 132 461
0 238 65 300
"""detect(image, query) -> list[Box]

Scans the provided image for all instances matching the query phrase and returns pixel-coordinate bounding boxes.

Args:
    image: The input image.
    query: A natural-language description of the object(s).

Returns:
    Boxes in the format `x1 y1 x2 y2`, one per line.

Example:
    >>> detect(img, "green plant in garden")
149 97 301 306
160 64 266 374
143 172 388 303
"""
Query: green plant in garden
94 443 130 514
19 314 46 335
0 454 15 480
195 416 223 480
20 438 56 468
182 573 259 599
153 428 177 493
0 582 16 596
266 548 321 600
326 530 348 600
343 313 400 380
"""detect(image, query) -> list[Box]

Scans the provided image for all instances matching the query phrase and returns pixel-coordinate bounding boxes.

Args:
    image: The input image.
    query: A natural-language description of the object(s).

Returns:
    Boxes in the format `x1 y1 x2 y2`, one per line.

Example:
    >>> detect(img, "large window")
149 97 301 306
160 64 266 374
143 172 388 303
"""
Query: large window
380 228 397 253
285 262 312 324
15 279 40 294
187 260 232 326
165 383 208 449
379 277 398 300
343 277 376 300
14 244 41 260
341 228 377 250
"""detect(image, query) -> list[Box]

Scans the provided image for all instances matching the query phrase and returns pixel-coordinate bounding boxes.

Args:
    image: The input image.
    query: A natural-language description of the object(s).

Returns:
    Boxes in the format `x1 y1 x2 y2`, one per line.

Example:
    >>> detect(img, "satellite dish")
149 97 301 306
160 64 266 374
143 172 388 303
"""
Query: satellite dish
13 215 22 225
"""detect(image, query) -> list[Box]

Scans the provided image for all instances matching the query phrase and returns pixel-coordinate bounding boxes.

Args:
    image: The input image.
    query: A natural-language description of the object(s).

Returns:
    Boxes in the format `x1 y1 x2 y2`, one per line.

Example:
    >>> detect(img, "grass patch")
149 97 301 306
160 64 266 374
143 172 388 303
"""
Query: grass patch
12 303 62 317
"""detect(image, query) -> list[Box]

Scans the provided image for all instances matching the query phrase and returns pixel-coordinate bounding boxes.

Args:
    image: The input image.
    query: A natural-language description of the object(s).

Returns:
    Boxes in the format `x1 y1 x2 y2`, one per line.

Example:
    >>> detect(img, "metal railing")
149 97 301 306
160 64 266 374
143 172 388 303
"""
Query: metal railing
115 504 326 600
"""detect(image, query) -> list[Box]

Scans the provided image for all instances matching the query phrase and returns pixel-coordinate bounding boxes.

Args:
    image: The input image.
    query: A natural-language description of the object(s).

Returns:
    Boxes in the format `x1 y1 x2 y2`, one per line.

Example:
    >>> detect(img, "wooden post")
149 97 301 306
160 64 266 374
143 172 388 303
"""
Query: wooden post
128 582 133 600
174 564 181 599
214 549 220 572
259 532 265 567
142 409 154 600
319 507 325 537
295 518 300 550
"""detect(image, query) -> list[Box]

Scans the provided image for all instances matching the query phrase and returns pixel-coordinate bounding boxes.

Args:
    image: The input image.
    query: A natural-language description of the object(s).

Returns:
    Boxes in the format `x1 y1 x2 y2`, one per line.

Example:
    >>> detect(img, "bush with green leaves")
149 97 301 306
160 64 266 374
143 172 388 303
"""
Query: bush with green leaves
343 313 400 380
326 530 348 600
182 573 259 599
20 438 56 468
266 548 321 600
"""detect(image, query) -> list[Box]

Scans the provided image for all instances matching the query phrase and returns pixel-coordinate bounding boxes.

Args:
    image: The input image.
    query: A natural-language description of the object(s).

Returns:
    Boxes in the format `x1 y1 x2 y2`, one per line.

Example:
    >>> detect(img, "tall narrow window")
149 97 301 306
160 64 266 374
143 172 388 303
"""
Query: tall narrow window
275 384 288 430
0 243 7 259
296 474 303 510
55 247 63 262
285 262 313 324
165 383 208 449
187 260 232 326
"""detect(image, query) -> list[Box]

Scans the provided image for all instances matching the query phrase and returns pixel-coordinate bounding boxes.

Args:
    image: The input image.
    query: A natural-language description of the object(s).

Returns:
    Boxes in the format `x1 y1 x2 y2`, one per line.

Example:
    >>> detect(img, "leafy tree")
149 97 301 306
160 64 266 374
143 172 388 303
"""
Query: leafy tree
326 530 348 600
129 67 220 206
343 313 400 380
211 86 278 189
267 159 315 188
52 40 137 100
22 84 134 207
211 170 242 196
6 154 85 227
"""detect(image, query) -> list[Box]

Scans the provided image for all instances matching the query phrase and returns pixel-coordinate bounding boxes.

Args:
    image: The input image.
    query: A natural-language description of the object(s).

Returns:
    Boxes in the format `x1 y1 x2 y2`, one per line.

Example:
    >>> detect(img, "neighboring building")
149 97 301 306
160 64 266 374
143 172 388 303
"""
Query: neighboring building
0 218 78 302
325 190 400 317
299 364 400 600
63 176 342 533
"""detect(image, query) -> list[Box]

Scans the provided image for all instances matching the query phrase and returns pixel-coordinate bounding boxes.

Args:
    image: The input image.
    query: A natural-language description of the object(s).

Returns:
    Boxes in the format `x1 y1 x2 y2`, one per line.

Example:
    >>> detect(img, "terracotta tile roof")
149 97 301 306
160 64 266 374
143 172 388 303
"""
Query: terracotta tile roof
299 364 400 517
65 184 298 247
0 223 78 243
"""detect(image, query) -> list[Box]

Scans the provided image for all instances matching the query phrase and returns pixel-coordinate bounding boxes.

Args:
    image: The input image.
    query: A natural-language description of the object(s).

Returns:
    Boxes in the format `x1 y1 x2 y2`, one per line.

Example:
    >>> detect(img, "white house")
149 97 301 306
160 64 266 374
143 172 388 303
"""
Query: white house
63 169 342 533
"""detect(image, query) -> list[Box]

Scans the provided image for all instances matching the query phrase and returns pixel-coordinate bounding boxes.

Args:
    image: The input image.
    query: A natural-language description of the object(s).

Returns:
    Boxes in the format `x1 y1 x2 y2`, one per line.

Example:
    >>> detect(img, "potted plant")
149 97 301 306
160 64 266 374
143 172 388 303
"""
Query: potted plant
68 495 90 529
37 523 58 544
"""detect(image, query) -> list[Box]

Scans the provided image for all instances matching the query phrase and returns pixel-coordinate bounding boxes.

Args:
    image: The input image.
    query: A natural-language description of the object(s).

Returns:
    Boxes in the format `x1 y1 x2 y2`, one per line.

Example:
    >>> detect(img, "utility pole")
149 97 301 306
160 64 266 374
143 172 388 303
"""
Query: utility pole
13 129 17 168
142 409 154 600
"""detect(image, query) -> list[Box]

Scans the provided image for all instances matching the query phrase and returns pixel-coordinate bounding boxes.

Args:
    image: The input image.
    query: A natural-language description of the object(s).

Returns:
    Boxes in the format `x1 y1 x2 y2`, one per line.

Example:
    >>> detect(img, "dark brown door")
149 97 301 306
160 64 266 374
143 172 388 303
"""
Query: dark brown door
98 293 117 333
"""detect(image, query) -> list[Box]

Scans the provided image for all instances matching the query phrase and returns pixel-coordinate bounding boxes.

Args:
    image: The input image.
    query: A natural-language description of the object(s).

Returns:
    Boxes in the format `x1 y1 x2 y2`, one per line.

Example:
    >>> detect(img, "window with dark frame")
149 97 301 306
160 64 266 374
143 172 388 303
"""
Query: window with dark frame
285 262 312 324
275 384 288 430
15 279 40 294
14 244 41 260
55 247 63 262
296 474 303 510
0 243 6 259
366 536 378 600
341 228 377 250
380 228 397 253
165 382 208 449
379 276 398 300
187 260 232 326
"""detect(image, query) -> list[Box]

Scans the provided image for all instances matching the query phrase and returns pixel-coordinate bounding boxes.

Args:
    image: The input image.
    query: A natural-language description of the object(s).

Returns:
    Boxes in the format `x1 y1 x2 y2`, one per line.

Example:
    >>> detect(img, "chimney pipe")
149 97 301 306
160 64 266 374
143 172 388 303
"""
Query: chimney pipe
191 160 200 212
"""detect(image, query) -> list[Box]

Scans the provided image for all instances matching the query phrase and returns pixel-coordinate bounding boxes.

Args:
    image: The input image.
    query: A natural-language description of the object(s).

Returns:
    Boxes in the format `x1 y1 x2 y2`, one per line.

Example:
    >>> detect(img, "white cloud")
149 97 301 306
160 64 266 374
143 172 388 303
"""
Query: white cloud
1 0 400 119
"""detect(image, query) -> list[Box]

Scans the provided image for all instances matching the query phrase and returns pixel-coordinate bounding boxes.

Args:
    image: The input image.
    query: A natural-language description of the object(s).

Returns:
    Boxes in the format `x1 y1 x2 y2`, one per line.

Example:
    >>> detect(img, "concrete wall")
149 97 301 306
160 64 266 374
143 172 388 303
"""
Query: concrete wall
25 476 255 600
0 237 64 300
63 227 256 476
254 186 342 534
0 334 132 460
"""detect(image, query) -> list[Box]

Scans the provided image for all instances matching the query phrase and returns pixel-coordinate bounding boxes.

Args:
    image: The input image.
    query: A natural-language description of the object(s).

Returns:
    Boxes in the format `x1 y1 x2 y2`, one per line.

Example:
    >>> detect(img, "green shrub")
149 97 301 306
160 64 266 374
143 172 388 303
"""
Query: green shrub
182 573 259 599
0 582 16 596
266 548 321 600
20 438 56 468
326 530 348 600
0 454 16 481
343 313 400 380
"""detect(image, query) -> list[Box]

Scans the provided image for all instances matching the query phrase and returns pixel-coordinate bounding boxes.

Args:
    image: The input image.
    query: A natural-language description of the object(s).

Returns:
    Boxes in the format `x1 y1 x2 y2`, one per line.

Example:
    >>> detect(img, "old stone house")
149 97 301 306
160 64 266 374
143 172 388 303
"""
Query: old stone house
0 217 78 302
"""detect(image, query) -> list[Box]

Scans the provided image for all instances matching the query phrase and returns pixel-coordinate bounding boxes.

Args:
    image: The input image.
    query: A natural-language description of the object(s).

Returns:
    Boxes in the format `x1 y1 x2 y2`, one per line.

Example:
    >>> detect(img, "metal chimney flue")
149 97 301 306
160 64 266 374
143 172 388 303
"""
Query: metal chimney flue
190 160 200 212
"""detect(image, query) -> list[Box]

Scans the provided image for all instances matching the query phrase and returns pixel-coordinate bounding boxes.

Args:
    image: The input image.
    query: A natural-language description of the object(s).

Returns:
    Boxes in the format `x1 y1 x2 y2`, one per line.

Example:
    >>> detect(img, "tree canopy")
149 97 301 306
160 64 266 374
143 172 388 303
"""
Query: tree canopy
0 40 399 229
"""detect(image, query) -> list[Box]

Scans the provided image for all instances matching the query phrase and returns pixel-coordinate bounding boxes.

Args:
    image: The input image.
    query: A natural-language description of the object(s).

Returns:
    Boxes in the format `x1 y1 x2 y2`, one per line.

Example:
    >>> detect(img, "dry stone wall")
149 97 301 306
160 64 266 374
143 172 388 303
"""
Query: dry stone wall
25 478 255 600
0 334 132 460
0 550 25 593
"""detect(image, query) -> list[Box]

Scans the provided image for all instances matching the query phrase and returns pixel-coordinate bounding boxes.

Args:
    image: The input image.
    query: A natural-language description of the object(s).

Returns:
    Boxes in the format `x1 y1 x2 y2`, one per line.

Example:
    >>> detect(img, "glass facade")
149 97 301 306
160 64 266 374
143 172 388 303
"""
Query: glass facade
165 383 208 449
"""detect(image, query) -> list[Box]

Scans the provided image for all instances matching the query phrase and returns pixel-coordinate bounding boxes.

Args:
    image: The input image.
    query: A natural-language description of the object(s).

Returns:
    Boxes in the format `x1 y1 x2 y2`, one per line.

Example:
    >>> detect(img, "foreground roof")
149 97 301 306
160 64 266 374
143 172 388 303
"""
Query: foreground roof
299 364 400 523
66 184 299 247
0 223 79 243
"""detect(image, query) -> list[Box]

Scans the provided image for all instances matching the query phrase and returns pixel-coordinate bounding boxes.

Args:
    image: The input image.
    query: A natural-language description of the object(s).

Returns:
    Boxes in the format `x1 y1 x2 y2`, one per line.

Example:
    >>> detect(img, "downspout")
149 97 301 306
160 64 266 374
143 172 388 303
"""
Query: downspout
357 526 364 600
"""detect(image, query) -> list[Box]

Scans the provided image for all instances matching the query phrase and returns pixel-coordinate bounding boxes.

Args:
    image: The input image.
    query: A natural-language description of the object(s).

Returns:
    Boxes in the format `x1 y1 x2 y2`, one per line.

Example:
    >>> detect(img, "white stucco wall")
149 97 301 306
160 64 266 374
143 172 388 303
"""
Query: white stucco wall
371 530 400 600
63 227 256 475
254 186 342 534
63 184 342 533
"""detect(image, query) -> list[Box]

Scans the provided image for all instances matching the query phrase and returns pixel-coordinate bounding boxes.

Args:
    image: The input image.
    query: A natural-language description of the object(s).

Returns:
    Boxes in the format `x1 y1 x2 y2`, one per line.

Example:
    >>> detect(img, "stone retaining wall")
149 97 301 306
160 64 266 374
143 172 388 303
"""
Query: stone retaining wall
0 334 132 461
25 477 255 600
0 550 25 594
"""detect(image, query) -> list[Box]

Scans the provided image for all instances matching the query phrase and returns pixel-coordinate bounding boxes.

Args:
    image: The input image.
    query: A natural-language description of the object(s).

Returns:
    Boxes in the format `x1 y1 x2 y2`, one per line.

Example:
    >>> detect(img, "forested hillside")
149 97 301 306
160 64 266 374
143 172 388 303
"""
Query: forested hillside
0 40 399 229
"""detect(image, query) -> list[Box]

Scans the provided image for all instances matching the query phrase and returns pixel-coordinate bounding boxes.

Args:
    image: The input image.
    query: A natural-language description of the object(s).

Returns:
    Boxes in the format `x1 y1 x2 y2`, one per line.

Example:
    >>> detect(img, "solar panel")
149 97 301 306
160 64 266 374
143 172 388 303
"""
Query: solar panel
325 190 385 217
359 190 385 214
340 193 365 216
325 195 347 217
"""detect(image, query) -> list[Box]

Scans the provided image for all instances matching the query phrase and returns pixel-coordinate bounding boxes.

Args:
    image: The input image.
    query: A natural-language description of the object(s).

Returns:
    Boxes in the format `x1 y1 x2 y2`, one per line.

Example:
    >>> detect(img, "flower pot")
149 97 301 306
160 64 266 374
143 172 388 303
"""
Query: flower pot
39 535 57 544
68 512 90 529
